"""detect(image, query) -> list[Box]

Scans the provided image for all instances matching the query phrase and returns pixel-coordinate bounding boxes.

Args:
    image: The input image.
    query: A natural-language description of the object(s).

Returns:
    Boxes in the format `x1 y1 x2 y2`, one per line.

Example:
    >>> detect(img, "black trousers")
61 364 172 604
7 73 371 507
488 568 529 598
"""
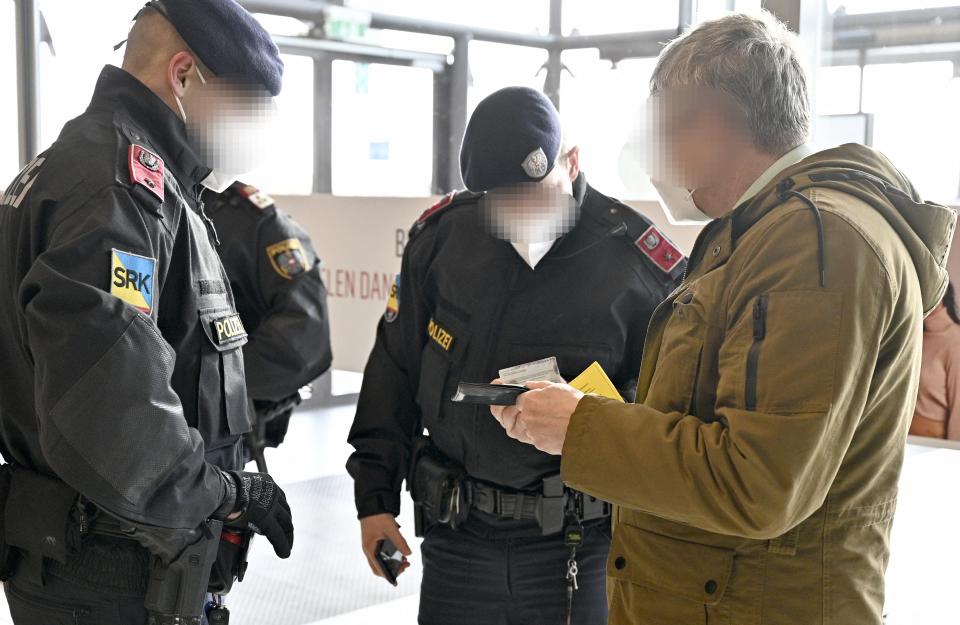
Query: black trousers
4 576 148 625
418 521 611 625
3 534 151 625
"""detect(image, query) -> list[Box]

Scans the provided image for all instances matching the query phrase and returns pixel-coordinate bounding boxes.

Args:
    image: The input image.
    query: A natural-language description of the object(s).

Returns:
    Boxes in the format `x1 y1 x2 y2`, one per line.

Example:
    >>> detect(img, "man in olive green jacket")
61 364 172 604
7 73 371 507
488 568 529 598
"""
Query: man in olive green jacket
493 12 956 625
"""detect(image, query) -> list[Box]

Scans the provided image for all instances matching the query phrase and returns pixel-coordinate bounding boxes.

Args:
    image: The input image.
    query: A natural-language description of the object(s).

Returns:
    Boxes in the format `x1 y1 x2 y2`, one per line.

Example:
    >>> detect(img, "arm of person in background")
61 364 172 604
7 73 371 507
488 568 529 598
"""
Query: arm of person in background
22 187 235 532
345 225 434 578
242 211 332 402
945 339 960 441
616 265 687 403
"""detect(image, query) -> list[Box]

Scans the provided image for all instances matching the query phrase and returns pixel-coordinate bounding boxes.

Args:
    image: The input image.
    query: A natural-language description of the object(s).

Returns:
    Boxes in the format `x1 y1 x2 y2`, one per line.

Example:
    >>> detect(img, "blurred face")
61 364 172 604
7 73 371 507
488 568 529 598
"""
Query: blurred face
647 86 747 192
482 157 579 244
168 52 278 188
181 78 277 176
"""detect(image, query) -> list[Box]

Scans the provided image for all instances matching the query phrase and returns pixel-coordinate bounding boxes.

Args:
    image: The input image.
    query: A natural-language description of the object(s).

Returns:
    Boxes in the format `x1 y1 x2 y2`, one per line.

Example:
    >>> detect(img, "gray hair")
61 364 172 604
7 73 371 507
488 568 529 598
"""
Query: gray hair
650 11 811 155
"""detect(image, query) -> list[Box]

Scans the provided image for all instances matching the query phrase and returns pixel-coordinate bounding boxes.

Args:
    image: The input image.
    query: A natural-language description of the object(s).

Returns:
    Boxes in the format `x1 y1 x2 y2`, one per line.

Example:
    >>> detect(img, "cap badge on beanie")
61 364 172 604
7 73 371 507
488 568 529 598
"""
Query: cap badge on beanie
521 147 549 179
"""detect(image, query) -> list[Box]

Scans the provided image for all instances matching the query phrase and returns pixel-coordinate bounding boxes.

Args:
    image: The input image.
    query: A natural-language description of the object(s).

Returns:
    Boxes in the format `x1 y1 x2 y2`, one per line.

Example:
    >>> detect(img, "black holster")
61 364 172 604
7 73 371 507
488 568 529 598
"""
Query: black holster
143 519 223 625
408 437 469 537
208 528 251 594
0 464 19 580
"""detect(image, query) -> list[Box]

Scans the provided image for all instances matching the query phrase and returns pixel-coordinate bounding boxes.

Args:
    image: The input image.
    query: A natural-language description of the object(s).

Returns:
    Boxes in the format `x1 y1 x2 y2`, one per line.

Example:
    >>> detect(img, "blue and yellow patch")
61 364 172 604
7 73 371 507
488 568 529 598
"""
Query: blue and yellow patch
110 249 156 314
384 274 400 323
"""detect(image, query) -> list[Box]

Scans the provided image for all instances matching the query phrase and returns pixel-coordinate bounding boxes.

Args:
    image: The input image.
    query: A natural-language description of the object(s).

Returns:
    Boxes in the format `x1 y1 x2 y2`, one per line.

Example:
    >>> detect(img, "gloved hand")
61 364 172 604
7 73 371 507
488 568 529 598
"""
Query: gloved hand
227 471 294 558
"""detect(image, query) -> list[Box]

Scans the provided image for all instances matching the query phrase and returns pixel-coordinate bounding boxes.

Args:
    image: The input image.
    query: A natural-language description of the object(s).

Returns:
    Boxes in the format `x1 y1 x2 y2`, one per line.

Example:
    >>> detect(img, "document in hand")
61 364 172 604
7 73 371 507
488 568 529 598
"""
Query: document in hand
569 361 624 402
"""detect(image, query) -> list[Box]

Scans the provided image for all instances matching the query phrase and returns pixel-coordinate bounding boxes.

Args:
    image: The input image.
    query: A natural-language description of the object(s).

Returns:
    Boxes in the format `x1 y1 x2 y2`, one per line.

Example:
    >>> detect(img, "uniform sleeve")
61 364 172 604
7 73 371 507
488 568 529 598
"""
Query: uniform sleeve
20 186 229 529
241 210 332 401
561 206 894 539
346 232 433 519
617 264 686 403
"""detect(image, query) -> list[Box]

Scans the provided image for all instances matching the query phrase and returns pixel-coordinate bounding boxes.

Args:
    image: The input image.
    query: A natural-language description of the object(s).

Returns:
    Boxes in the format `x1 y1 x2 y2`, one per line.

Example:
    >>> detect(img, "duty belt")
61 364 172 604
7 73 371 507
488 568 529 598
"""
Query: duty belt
468 475 610 536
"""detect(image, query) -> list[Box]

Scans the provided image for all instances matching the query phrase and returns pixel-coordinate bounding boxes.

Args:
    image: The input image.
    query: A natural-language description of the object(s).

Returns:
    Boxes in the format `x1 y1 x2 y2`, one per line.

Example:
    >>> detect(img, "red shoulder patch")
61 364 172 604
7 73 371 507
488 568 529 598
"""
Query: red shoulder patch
417 192 456 224
128 145 164 202
635 225 683 274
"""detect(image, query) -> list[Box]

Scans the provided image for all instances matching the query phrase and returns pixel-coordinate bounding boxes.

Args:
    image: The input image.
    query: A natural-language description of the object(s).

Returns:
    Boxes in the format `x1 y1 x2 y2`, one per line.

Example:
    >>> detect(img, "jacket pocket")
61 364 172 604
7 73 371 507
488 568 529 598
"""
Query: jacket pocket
198 308 252 449
741 290 841 414
646 291 706 415
609 523 735 605
416 307 471 428
607 523 735 624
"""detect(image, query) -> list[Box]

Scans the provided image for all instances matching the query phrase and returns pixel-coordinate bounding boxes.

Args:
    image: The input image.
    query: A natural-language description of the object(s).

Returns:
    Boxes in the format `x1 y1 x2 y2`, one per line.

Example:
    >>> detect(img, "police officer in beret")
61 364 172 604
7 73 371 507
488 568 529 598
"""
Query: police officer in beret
347 86 685 624
206 181 333 471
0 2 293 622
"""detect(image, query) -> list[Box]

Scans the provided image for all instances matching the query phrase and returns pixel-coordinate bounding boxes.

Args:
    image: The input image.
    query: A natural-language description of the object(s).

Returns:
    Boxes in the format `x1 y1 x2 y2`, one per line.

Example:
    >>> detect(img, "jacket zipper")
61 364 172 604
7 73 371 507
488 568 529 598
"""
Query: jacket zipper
745 294 768 411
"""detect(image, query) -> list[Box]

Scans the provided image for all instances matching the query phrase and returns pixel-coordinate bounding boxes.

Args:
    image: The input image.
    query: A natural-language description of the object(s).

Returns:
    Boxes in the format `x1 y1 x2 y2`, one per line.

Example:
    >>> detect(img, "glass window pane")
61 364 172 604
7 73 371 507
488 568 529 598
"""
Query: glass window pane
346 0 550 34
860 61 960 202
468 41 549 114
826 0 960 14
563 0 680 34
245 54 315 195
331 61 434 196
0 0 20 182
560 51 656 200
37 0 142 152
815 65 862 115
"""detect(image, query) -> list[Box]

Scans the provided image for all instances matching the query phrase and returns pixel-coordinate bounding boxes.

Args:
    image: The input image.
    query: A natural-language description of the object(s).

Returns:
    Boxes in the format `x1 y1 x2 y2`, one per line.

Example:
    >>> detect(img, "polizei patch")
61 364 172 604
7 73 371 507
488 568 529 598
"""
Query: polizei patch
209 313 247 347
110 249 156 314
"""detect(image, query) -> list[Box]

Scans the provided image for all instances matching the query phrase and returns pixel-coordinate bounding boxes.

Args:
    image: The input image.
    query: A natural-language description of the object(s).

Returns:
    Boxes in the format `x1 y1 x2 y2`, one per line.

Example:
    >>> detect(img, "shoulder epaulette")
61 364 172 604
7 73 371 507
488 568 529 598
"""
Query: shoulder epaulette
594 196 686 280
408 190 482 238
127 144 164 203
234 183 275 210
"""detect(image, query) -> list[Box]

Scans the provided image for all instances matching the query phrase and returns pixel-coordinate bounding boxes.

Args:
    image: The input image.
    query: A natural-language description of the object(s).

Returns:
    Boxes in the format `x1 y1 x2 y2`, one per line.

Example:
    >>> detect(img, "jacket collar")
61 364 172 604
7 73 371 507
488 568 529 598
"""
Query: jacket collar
87 65 210 185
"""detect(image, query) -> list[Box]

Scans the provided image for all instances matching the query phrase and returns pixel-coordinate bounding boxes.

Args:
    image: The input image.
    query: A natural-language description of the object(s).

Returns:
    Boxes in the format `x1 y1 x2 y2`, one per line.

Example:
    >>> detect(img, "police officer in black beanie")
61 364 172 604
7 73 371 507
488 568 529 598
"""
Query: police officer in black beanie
0 2 292 622
347 86 686 624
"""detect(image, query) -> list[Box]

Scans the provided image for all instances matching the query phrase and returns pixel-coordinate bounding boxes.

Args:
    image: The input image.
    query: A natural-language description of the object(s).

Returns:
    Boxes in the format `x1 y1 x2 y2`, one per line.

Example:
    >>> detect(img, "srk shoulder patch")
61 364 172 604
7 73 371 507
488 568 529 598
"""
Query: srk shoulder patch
128 145 164 202
635 225 683 275
110 249 156 314
384 274 400 323
267 238 308 280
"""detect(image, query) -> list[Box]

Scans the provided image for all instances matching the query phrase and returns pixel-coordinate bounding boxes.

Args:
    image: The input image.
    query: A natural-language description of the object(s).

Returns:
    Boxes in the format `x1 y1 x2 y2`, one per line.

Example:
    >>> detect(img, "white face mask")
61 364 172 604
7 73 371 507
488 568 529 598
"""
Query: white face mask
175 66 277 192
511 240 557 269
649 179 711 225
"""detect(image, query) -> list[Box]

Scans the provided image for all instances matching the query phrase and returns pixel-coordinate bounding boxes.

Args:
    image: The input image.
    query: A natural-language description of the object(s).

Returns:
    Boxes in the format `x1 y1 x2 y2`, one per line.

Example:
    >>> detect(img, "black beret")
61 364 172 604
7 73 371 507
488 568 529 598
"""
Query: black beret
147 0 284 96
459 86 563 192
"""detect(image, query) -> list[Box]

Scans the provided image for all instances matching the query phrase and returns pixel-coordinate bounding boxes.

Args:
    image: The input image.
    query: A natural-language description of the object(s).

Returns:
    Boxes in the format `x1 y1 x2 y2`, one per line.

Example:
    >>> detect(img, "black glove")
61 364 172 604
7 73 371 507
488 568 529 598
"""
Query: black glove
228 471 294 558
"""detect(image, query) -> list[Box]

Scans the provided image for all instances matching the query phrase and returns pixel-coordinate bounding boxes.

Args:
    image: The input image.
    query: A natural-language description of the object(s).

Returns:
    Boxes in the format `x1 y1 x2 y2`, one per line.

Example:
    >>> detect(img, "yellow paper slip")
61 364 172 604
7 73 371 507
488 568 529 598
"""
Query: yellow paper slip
569 361 624 402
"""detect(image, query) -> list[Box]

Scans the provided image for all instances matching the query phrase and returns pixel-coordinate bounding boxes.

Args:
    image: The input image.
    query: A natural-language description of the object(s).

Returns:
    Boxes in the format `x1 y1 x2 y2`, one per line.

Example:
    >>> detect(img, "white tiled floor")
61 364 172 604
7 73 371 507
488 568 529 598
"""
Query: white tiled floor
0 405 957 624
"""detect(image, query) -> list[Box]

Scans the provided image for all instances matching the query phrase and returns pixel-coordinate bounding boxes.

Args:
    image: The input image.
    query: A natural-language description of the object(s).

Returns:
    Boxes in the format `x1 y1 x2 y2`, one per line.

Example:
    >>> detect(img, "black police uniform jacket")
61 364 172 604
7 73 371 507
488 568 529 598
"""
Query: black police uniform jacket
347 174 686 525
206 182 332 404
0 66 249 529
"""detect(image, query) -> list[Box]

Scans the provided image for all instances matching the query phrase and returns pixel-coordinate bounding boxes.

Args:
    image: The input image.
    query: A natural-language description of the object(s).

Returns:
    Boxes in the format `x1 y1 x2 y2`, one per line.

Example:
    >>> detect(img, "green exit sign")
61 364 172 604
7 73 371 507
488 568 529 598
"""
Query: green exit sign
324 6 372 41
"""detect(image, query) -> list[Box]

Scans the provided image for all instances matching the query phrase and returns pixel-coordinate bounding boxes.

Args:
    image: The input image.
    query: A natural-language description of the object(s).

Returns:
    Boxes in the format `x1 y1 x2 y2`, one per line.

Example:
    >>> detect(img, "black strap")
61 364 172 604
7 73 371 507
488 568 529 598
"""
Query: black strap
471 483 542 521
468 480 609 524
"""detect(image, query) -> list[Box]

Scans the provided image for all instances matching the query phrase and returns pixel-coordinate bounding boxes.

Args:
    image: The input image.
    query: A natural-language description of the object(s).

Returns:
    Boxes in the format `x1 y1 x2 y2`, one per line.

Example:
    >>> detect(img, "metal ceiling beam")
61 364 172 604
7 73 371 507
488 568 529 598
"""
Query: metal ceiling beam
241 0 551 47
273 34 448 71
542 0 562 109
14 0 40 168
246 0 960 61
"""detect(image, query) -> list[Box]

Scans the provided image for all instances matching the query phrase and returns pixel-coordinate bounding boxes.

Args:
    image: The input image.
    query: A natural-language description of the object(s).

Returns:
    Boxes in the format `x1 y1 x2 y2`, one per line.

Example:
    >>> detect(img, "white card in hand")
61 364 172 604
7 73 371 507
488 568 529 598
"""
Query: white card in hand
498 356 565 385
